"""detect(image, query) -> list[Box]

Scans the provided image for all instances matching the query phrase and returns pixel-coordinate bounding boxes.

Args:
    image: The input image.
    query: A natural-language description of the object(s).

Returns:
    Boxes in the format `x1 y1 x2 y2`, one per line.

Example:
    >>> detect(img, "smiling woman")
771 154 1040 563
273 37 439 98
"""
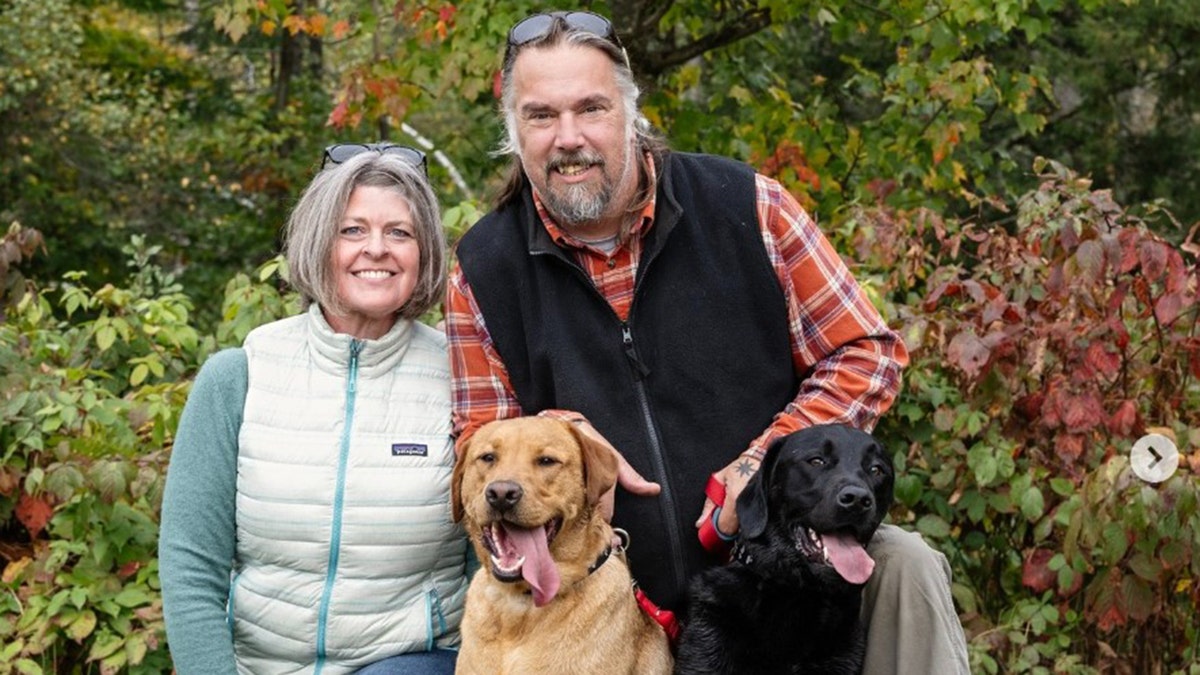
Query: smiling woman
328 185 422 339
159 147 468 675
284 147 445 335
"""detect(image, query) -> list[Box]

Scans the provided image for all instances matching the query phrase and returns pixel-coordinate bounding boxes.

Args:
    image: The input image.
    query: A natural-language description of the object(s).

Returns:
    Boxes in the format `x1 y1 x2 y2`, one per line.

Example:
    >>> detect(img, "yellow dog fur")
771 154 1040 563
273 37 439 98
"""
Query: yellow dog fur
451 417 672 675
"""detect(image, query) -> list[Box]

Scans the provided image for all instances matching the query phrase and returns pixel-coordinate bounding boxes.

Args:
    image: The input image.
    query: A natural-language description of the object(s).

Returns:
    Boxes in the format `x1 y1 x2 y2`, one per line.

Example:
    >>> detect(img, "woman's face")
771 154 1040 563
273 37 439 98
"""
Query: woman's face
325 185 421 339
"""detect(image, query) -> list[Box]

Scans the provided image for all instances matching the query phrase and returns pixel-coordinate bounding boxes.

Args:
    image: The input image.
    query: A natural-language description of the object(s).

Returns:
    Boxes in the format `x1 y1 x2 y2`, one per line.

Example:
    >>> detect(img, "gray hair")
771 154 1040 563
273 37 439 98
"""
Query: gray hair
283 152 446 320
492 15 668 208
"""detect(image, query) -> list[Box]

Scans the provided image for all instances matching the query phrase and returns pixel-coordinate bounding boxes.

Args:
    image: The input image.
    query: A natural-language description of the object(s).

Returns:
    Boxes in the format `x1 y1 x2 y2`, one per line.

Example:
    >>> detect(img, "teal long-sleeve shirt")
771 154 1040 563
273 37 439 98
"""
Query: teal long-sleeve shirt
159 348 247 674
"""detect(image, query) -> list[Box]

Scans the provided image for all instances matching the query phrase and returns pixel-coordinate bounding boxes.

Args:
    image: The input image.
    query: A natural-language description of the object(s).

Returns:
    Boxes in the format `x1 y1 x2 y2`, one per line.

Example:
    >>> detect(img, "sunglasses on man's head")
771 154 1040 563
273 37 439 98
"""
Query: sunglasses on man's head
504 11 628 66
321 142 428 175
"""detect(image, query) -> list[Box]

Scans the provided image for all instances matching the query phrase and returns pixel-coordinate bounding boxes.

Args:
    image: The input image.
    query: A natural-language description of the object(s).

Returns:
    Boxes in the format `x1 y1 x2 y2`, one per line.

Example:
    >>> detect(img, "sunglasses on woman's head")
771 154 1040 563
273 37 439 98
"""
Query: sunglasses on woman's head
504 11 628 67
321 143 428 175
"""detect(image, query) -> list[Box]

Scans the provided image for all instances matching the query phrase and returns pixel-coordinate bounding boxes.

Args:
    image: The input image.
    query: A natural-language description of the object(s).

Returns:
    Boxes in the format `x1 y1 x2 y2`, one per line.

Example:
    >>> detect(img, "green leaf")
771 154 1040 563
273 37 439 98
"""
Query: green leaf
1121 575 1156 621
1049 478 1074 497
65 609 97 642
1101 523 1129 564
113 586 152 608
125 632 148 665
1127 552 1161 582
1 639 23 661
89 461 127 502
87 631 124 661
968 444 998 486
1020 486 1045 521
894 474 922 506
95 323 117 351
916 514 951 539
45 590 69 618
14 659 43 675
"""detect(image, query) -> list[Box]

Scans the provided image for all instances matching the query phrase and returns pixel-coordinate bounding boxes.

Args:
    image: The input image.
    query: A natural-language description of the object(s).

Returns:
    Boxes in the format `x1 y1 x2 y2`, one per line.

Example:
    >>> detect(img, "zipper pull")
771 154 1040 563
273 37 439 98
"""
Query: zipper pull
621 324 650 380
349 340 362 393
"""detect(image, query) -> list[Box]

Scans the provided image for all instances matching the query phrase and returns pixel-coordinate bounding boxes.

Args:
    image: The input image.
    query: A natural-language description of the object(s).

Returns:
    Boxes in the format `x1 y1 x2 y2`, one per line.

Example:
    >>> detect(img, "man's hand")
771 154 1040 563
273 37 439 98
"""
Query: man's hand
695 454 761 536
573 418 660 521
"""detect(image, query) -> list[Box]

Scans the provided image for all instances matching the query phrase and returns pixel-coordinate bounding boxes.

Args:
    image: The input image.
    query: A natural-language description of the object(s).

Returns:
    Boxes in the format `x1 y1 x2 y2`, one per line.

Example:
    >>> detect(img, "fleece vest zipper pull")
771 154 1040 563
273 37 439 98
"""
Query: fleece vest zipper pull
621 324 651 380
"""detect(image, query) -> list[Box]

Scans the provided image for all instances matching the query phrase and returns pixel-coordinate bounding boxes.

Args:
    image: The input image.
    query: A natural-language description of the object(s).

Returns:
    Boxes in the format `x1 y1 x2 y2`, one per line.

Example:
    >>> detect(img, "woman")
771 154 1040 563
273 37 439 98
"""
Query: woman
160 144 468 674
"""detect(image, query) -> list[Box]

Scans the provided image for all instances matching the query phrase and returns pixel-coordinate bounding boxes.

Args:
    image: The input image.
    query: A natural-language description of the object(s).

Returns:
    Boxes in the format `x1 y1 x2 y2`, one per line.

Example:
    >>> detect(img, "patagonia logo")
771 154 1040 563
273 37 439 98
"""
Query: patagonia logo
391 443 428 457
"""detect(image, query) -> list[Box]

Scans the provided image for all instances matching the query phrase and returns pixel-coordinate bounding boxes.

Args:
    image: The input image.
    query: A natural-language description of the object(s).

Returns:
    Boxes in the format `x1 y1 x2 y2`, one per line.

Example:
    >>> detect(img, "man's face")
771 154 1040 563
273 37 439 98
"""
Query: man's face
509 42 636 235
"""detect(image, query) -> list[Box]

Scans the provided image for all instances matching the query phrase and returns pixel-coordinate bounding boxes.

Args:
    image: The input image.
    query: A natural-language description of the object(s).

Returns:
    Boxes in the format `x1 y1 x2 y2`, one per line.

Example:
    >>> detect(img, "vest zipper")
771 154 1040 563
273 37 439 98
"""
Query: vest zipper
540 247 688 597
225 571 241 633
620 323 687 597
424 582 447 651
315 339 362 674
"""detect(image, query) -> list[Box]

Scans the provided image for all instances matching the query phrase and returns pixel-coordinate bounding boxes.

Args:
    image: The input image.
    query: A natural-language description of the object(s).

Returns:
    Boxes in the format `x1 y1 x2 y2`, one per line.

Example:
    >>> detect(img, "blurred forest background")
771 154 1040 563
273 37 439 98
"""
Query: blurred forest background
1 0 1199 672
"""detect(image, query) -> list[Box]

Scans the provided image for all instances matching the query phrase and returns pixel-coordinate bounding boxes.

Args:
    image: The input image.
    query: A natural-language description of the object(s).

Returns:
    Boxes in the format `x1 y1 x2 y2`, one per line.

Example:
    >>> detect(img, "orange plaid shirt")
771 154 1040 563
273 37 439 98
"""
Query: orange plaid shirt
446 172 908 460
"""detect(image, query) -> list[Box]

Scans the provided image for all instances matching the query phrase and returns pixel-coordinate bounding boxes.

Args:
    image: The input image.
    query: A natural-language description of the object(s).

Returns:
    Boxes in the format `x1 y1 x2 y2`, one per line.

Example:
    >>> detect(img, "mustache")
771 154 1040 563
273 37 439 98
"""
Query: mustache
546 150 605 173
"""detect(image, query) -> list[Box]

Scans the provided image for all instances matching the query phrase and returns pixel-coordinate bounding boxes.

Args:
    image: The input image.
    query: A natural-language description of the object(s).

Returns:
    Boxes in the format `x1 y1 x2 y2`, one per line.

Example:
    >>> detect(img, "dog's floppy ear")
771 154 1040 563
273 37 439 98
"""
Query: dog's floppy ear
450 434 471 523
872 437 896 521
736 435 787 539
567 422 619 507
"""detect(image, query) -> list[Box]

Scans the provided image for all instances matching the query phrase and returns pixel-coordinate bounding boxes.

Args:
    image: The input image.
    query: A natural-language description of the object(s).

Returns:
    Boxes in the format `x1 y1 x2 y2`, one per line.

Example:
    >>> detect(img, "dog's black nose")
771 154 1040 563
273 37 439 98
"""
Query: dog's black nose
485 481 523 512
837 485 874 512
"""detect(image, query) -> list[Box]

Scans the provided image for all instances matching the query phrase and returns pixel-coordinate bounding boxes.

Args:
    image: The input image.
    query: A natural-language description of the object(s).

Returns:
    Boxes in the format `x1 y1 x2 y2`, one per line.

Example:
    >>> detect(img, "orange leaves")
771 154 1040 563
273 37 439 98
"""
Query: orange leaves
946 330 994 379
931 122 962 166
1021 548 1056 594
16 493 53 539
760 141 821 192
327 98 352 129
1104 400 1140 438
404 2 458 43
1083 342 1120 380
278 13 324 37
1086 568 1159 633
257 10 342 39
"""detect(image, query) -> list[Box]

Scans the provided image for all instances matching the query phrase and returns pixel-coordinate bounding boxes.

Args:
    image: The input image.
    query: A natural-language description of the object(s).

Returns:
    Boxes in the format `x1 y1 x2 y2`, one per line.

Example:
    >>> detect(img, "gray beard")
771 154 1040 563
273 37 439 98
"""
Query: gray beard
542 181 612 226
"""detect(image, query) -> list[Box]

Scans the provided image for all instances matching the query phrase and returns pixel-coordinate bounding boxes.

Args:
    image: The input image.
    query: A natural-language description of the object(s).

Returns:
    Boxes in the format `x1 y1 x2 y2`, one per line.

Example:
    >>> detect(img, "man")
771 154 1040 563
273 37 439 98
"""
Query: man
446 10 970 673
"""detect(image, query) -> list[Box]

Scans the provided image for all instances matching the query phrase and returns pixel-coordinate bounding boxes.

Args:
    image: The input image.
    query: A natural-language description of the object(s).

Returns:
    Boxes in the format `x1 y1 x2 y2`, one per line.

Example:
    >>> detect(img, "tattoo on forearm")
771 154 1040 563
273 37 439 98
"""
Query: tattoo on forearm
736 459 756 477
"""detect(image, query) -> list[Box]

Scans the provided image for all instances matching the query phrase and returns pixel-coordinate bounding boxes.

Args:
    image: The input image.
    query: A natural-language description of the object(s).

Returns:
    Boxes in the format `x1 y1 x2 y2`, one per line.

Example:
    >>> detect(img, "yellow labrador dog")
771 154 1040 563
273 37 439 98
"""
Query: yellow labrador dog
451 417 672 675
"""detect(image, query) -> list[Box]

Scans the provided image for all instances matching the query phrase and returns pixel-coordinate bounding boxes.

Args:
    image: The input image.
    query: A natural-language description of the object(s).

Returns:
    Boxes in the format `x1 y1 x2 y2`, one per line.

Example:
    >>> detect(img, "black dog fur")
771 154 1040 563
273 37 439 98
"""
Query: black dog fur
674 424 895 675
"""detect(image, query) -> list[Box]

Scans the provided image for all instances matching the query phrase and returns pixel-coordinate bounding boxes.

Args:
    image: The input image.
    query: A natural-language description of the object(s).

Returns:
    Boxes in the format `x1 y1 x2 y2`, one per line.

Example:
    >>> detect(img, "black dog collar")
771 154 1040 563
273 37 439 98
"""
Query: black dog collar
587 527 630 575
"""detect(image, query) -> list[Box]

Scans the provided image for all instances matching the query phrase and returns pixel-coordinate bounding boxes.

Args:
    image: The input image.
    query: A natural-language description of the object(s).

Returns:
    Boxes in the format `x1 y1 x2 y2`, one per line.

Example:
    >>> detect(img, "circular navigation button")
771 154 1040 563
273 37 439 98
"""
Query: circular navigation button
1130 433 1180 484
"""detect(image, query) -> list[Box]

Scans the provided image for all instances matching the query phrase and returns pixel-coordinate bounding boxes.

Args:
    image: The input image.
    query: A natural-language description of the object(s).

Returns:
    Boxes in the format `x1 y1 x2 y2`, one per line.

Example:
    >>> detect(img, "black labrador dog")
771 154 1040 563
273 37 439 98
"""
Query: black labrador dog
675 424 895 675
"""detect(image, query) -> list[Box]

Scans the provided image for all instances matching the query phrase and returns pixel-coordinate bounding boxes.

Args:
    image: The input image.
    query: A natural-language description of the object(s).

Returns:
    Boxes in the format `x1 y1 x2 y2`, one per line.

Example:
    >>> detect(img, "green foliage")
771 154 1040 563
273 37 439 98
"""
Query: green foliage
0 0 330 333
0 244 291 673
4 0 1200 671
863 159 1200 672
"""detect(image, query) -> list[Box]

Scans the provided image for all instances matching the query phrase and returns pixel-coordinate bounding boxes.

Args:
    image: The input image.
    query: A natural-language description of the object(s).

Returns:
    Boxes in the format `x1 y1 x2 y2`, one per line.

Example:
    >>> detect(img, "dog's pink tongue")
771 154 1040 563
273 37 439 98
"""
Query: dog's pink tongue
822 533 875 584
506 525 560 607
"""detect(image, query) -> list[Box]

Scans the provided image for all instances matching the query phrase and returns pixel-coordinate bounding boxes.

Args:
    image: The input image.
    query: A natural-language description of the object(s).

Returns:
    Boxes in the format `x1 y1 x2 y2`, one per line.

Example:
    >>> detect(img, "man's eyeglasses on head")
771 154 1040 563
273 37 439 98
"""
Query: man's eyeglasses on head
321 142 428 175
504 11 628 67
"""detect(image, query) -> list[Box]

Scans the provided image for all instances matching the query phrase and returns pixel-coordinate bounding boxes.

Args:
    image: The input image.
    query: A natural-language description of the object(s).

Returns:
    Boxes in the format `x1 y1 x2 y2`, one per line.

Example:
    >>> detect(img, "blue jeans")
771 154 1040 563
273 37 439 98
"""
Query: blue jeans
353 648 458 675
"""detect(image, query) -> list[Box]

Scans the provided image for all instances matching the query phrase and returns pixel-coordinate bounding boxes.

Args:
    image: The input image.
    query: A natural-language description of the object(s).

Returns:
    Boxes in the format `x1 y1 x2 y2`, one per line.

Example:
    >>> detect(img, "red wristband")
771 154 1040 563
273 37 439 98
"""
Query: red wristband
697 474 733 559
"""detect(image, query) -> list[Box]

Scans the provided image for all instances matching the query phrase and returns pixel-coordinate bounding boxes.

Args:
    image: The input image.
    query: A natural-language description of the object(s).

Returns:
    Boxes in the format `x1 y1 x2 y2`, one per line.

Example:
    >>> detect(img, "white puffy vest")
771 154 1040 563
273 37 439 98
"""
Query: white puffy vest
232 305 467 674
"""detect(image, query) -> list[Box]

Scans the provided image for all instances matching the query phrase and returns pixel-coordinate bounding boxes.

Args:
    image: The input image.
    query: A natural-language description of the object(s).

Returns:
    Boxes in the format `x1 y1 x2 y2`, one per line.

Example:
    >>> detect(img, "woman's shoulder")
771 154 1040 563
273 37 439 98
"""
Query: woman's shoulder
409 320 449 351
194 347 248 391
244 313 309 344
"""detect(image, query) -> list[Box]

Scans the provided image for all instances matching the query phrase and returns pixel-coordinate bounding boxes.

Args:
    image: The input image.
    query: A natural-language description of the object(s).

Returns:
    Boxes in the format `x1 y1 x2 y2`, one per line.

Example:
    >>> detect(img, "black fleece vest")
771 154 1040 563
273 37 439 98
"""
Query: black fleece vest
456 152 798 611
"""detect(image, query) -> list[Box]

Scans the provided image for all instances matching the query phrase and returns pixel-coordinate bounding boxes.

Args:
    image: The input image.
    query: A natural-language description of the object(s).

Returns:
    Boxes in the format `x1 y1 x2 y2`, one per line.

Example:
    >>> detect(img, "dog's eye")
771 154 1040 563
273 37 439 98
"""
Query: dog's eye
478 452 496 464
536 456 559 467
808 457 826 467
868 464 886 476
